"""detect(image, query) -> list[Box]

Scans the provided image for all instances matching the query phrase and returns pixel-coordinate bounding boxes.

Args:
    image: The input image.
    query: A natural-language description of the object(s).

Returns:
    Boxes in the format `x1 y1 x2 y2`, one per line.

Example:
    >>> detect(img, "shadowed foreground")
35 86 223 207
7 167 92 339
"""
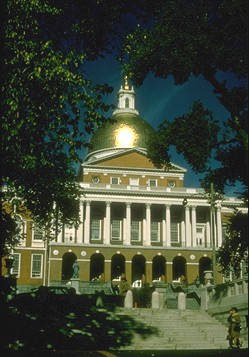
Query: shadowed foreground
1 348 248 357
1 292 158 354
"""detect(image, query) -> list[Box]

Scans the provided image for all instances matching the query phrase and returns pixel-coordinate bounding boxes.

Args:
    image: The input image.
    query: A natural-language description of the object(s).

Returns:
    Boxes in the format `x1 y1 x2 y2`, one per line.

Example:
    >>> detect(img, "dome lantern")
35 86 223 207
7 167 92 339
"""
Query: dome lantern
86 79 155 159
112 76 139 116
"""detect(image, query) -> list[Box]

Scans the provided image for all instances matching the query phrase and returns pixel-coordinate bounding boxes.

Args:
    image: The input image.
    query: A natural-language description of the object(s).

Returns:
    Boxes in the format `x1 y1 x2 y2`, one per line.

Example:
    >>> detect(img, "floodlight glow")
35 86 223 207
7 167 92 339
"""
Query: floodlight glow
115 126 136 147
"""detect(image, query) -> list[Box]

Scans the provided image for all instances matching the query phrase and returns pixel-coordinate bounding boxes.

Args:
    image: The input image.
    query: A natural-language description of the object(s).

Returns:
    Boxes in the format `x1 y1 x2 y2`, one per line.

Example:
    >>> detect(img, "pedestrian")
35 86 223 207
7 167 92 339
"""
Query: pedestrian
119 275 130 302
227 307 242 349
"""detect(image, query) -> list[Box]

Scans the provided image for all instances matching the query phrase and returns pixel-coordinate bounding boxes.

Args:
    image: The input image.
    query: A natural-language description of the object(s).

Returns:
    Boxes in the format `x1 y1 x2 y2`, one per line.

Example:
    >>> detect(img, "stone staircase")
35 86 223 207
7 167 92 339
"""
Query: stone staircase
116 308 248 350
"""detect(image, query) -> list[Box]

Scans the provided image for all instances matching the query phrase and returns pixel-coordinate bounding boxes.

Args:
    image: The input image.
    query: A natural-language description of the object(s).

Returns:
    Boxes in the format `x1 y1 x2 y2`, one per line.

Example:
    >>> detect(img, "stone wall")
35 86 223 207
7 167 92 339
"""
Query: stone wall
201 278 248 340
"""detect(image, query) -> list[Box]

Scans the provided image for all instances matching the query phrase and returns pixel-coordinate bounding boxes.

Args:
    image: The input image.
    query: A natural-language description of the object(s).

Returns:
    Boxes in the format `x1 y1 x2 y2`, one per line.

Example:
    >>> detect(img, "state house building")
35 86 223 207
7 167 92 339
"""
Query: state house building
5 79 247 291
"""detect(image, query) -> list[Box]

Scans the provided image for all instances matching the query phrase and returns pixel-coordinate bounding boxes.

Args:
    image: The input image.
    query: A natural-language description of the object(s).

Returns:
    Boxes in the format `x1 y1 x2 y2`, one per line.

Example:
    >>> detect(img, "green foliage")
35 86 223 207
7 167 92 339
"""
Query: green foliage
0 211 21 256
217 211 248 275
122 0 248 193
148 101 219 173
1 0 145 253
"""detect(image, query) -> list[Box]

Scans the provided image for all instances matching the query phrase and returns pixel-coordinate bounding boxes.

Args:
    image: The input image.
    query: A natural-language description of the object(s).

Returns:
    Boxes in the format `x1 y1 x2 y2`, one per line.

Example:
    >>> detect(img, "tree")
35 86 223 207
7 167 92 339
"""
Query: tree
121 0 248 273
1 0 148 261
122 0 248 192
217 211 248 277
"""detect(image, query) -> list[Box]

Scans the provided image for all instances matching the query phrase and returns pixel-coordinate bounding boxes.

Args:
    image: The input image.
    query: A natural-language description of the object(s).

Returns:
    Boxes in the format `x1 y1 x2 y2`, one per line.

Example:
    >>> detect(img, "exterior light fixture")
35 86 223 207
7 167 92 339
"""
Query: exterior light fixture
182 198 188 207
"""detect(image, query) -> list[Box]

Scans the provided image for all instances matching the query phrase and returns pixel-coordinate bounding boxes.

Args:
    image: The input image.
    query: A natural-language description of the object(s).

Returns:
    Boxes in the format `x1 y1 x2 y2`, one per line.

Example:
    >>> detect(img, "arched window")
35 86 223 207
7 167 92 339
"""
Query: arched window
125 97 129 108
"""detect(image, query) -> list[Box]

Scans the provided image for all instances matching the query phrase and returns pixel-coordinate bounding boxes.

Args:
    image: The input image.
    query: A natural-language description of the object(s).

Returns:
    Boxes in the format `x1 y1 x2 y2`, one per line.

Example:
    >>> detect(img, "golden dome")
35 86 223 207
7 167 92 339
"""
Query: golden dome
89 112 155 153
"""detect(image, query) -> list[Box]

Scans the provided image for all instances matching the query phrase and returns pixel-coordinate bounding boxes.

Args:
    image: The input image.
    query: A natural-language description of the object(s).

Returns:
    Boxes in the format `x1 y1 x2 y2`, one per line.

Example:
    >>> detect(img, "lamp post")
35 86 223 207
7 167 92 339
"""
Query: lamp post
209 183 217 284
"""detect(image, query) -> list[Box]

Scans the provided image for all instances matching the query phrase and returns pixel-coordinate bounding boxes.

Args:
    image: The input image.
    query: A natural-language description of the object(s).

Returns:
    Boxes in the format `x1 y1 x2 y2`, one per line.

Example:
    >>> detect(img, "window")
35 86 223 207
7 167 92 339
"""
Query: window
151 221 160 242
111 177 119 185
171 222 180 243
33 224 43 240
196 224 205 246
125 97 129 108
111 220 121 240
92 176 100 183
129 178 139 186
131 220 141 241
148 179 157 187
11 253 20 277
15 215 26 245
31 254 42 278
91 219 101 240
64 225 74 243
168 181 176 188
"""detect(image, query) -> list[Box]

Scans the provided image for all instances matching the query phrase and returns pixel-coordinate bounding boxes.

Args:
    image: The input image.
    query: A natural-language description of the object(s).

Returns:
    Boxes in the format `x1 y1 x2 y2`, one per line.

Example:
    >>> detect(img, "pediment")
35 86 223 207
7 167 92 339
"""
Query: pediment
83 147 186 173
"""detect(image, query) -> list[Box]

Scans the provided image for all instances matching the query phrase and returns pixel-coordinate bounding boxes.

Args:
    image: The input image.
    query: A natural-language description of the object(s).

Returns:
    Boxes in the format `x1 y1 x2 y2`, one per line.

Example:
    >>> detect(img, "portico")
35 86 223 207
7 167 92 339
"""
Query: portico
57 198 223 250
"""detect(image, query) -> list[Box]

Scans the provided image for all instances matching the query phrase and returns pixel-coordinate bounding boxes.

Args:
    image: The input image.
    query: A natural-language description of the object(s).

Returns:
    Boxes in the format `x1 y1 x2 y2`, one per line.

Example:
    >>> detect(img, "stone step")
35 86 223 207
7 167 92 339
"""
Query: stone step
116 308 241 350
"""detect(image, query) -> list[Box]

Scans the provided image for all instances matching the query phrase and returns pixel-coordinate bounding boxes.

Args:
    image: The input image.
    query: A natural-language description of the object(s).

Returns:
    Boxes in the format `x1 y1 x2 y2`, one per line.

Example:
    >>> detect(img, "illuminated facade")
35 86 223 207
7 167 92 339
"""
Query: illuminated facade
5 80 247 291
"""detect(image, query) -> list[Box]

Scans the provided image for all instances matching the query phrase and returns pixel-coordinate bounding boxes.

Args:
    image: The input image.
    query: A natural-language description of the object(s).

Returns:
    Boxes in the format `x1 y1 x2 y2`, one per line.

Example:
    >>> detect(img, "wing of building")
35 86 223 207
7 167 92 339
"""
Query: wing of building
4 78 247 291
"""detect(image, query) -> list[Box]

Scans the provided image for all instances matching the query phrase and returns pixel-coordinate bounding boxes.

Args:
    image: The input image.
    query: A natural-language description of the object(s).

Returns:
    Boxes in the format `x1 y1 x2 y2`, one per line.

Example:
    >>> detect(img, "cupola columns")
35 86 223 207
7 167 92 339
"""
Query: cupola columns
112 77 139 116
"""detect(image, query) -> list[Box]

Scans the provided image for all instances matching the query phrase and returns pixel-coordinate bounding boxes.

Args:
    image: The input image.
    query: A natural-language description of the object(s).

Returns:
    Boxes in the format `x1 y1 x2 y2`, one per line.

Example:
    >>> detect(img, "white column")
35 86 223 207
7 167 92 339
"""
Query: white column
206 221 211 248
185 206 191 247
216 205 222 247
162 218 167 247
191 206 197 247
181 221 185 247
77 201 84 243
84 201 90 244
213 208 217 247
166 205 171 247
104 201 111 245
143 215 147 246
124 202 131 245
146 203 151 246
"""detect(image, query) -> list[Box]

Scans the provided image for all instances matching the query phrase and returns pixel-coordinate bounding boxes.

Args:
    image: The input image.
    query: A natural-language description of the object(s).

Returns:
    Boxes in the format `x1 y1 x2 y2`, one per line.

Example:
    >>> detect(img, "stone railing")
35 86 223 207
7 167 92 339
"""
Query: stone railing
200 277 248 339
81 182 205 195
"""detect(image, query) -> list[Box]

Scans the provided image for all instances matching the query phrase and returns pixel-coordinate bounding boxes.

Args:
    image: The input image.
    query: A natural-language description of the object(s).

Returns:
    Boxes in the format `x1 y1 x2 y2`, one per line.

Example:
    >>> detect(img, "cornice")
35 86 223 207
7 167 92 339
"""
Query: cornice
82 166 186 177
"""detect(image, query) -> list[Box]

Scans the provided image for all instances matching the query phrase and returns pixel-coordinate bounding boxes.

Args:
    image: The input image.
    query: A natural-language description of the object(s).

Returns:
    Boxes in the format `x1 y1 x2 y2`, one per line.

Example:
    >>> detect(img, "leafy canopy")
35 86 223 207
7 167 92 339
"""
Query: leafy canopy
1 0 145 232
1 0 153 258
121 0 248 273
122 0 248 193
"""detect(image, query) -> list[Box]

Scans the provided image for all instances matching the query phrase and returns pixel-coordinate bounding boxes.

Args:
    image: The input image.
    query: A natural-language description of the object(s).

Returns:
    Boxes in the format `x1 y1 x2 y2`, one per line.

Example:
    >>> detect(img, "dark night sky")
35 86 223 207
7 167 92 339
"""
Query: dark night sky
84 55 242 196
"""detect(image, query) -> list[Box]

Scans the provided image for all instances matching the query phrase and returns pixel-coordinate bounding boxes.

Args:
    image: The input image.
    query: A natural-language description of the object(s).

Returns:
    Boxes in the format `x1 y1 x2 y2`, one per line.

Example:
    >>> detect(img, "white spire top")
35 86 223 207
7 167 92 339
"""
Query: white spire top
112 76 139 116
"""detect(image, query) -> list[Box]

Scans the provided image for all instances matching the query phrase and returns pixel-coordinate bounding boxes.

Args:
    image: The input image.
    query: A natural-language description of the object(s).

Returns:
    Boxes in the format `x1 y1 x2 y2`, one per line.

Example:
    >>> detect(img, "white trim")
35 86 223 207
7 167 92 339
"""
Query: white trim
82 166 186 177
